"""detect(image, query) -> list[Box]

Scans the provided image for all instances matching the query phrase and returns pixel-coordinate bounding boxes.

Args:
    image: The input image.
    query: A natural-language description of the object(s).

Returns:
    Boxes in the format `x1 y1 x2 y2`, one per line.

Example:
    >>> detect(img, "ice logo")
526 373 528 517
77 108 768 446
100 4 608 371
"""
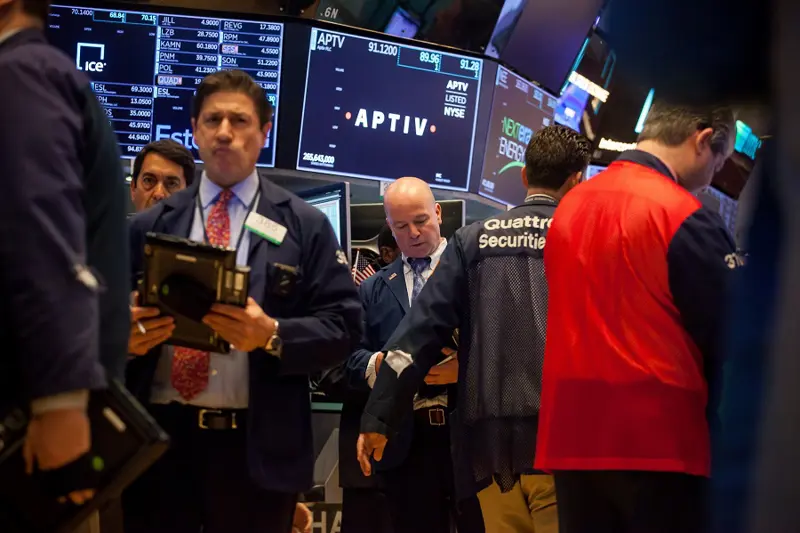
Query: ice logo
76 42 106 73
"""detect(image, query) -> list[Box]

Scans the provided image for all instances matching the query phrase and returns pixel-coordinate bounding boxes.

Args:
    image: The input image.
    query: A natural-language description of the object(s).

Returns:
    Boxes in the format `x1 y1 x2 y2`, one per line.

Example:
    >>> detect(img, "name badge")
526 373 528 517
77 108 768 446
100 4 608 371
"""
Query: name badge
245 212 287 245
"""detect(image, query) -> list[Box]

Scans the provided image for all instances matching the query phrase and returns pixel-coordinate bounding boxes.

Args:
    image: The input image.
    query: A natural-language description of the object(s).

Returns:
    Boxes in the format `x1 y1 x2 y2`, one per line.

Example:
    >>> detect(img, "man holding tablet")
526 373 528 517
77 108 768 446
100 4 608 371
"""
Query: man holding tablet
124 69 362 533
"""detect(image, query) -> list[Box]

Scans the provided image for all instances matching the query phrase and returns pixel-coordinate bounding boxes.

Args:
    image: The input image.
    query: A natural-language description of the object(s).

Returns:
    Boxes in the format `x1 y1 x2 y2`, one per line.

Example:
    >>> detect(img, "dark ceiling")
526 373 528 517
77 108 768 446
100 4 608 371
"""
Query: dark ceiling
599 0 769 110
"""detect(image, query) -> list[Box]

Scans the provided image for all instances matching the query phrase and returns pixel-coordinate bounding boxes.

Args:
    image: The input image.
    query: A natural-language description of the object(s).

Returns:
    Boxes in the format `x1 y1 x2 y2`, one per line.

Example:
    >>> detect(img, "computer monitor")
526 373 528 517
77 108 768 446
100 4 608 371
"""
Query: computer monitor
296 27 484 191
298 182 351 259
485 0 604 95
478 65 558 206
585 164 606 180
384 7 421 39
47 3 285 167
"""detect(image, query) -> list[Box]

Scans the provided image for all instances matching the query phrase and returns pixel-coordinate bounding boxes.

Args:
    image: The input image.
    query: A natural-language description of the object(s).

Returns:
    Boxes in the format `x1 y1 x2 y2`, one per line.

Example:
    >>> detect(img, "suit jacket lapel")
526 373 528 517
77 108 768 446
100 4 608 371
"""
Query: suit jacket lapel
384 259 409 314
157 181 199 238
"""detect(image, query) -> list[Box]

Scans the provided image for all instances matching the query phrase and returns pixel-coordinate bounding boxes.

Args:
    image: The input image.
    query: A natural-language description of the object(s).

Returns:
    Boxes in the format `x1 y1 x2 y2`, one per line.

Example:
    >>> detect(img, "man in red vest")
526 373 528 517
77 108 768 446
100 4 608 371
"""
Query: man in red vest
536 101 742 533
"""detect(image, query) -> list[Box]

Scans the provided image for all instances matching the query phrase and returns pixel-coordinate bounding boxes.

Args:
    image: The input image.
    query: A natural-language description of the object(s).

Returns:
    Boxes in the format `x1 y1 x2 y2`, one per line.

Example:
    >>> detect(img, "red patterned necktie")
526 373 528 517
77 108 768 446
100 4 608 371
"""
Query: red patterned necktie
171 189 234 401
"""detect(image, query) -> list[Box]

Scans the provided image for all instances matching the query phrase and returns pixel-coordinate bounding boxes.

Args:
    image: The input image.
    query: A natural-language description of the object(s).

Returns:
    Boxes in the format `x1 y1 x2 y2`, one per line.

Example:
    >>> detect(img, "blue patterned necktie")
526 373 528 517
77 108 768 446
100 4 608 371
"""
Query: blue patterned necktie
408 256 432 302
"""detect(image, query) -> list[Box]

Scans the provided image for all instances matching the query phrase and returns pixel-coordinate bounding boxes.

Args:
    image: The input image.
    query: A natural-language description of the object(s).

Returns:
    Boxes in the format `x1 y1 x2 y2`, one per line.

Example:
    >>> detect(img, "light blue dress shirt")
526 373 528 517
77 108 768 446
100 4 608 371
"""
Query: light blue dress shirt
150 171 260 409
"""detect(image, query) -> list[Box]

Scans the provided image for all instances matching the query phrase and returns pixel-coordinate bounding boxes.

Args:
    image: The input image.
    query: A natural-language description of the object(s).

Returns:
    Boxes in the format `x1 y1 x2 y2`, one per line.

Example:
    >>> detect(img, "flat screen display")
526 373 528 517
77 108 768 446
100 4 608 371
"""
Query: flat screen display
486 0 604 95
297 28 483 191
554 80 591 132
585 164 606 180
384 7 420 39
48 5 284 167
298 183 351 256
478 66 557 206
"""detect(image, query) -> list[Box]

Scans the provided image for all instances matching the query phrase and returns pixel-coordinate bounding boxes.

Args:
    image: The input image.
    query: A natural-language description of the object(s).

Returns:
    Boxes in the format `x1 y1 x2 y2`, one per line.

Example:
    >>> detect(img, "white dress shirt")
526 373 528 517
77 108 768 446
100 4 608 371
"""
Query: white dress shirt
150 171 259 409
365 238 449 410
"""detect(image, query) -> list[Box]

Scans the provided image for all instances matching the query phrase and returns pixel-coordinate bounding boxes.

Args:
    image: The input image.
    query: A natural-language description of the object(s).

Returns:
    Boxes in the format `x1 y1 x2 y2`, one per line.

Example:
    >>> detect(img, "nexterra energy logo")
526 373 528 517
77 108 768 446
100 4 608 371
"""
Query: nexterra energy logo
496 116 533 177
76 42 107 73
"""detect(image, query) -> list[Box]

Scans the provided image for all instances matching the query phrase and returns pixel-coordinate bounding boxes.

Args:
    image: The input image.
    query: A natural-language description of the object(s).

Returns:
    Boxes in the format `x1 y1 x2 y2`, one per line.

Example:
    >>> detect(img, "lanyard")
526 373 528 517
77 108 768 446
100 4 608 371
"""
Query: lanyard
195 189 261 252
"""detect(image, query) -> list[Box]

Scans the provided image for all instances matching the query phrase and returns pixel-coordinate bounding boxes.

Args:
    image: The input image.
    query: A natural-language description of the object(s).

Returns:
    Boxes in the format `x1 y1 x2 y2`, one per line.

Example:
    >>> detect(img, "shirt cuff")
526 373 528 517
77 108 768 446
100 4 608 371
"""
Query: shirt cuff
31 389 89 416
365 352 381 389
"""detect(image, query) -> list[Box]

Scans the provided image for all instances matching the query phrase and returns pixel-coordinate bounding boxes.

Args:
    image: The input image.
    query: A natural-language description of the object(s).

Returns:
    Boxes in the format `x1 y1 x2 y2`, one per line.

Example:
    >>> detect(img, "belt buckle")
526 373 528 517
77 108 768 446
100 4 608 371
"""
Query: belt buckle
198 409 220 430
428 408 446 426
198 408 237 430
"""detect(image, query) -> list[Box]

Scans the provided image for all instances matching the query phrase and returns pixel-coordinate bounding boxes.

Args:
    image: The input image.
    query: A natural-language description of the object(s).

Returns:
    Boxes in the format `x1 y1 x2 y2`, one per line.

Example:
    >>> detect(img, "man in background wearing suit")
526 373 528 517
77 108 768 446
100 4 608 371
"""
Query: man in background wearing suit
0 0 129 507
344 177 482 533
124 70 361 533
129 139 197 213
126 140 195 356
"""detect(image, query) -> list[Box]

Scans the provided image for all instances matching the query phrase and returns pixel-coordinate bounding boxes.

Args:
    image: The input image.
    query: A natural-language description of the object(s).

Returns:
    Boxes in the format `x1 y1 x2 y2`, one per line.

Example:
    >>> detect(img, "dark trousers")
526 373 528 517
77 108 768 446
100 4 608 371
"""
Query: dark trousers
554 470 708 533
383 408 484 533
341 488 393 533
122 403 297 533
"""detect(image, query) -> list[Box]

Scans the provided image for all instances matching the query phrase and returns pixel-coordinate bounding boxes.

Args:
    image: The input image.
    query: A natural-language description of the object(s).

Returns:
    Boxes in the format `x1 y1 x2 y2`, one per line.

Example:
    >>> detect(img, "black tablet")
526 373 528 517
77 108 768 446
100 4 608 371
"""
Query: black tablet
139 232 250 353
0 381 169 533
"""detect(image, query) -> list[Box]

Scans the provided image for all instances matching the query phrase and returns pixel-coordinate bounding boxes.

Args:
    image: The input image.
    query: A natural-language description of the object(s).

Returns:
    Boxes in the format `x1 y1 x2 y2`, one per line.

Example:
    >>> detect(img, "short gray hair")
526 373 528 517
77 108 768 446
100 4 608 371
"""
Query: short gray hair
638 101 736 155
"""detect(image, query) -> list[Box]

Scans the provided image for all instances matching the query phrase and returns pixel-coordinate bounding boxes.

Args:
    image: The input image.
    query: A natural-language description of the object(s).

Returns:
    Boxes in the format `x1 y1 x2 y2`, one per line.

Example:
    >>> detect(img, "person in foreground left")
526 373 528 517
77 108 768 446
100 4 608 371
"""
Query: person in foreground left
0 0 130 509
124 69 362 533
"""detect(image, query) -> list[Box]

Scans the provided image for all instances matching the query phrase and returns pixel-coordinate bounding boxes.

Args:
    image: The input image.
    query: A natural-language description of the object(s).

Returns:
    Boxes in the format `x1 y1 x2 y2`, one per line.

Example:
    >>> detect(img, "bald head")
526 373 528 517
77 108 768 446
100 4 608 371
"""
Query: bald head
384 177 436 209
384 177 443 258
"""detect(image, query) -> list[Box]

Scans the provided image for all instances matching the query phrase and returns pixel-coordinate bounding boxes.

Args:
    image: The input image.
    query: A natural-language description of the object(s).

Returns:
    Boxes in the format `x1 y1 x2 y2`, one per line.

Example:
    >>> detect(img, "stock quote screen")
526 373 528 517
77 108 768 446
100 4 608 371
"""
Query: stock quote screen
479 65 557 205
297 28 483 191
48 5 283 167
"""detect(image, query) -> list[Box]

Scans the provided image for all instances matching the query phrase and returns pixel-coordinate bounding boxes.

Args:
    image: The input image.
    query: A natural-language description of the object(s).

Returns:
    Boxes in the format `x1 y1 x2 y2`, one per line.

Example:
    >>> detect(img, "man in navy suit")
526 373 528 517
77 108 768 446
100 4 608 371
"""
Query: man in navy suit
341 177 481 533
123 70 362 533
0 0 129 507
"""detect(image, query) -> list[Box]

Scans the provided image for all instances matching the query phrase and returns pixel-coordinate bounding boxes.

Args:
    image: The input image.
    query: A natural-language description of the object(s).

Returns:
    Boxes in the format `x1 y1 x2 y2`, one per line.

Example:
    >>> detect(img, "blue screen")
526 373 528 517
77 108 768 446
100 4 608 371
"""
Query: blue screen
296 29 483 191
585 164 606 180
554 81 590 132
47 5 284 167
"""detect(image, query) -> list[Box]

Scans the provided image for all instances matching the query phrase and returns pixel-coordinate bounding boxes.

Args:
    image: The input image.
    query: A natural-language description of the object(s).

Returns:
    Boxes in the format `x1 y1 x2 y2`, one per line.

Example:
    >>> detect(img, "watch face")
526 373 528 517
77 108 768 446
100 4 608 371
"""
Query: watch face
269 336 283 356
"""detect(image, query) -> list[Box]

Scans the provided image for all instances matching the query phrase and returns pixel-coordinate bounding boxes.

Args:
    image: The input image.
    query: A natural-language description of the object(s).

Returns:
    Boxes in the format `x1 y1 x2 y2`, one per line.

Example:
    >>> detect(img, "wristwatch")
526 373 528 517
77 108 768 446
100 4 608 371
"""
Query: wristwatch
264 319 283 358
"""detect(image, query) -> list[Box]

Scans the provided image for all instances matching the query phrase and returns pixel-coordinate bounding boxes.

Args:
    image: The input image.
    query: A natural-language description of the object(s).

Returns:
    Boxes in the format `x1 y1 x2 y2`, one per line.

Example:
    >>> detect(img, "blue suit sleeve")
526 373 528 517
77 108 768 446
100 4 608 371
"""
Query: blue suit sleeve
0 59 105 401
344 279 380 392
277 213 363 374
362 234 467 437
668 207 738 364
667 207 738 421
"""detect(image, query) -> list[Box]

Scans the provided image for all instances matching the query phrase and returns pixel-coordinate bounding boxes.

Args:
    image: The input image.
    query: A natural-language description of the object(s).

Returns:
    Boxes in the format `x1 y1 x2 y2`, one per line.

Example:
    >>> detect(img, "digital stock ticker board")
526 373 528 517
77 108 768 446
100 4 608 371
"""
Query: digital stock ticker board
48 5 283 166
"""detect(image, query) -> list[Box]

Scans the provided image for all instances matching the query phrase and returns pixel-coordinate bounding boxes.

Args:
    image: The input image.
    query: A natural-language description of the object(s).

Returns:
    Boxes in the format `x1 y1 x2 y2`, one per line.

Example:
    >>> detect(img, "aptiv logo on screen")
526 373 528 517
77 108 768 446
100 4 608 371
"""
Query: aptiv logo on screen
344 109 434 137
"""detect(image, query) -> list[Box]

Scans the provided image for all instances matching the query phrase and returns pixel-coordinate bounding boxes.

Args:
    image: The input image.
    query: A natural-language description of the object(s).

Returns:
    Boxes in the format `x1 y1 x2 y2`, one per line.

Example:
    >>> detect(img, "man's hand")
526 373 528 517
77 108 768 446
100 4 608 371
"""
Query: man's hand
424 347 459 385
293 502 313 533
203 297 275 352
357 432 388 477
23 408 94 505
128 291 175 356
